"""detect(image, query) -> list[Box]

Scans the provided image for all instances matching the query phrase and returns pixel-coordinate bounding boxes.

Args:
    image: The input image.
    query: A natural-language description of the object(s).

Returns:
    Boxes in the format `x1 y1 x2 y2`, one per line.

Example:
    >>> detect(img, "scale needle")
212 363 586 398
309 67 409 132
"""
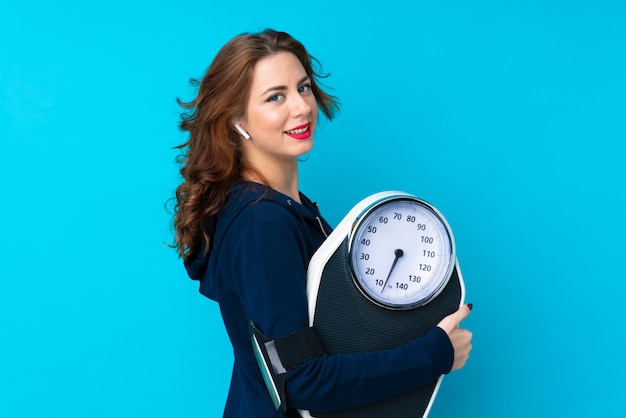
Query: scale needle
381 249 404 293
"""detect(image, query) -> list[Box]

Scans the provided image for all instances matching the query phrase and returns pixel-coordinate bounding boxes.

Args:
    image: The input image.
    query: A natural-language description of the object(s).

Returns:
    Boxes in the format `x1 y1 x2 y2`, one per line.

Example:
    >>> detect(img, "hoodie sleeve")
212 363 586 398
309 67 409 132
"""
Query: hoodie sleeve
228 204 454 413
232 205 313 337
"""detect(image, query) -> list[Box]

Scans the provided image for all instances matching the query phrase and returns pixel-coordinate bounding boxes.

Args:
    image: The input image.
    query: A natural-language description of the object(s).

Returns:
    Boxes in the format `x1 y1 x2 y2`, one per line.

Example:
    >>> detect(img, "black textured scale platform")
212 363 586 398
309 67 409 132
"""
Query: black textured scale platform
309 238 463 418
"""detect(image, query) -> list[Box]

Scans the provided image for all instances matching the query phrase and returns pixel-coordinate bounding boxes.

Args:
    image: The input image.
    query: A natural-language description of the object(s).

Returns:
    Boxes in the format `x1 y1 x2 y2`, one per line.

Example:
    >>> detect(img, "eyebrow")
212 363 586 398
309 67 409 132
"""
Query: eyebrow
260 75 311 97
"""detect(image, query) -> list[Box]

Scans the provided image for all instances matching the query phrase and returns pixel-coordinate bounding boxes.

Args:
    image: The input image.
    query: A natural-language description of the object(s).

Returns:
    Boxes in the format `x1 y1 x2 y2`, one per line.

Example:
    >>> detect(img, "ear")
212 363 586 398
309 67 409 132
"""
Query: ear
234 122 251 140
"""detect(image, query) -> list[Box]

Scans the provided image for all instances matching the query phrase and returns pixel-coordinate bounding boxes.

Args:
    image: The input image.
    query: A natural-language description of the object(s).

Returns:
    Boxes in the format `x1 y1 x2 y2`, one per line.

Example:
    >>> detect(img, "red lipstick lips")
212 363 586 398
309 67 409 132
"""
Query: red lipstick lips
285 123 312 140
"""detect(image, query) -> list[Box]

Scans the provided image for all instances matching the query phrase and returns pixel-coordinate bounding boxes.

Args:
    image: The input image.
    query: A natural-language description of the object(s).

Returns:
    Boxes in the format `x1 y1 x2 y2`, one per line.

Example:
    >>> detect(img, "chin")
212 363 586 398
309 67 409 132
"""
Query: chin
294 139 314 155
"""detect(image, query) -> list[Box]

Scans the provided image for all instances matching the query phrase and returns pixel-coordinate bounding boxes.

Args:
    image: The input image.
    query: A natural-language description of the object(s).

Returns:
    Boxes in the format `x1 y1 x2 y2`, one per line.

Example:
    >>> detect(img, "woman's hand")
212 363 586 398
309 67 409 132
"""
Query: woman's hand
437 304 473 371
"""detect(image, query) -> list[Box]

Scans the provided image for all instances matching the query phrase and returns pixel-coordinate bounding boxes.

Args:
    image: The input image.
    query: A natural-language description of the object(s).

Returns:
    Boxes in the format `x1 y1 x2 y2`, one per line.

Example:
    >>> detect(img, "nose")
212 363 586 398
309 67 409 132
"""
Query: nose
291 92 313 118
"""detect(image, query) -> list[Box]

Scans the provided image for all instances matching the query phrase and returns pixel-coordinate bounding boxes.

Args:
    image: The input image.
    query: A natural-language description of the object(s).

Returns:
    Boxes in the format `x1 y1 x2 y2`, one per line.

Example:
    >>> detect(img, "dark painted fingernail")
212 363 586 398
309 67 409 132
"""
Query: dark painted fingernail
467 303 473 311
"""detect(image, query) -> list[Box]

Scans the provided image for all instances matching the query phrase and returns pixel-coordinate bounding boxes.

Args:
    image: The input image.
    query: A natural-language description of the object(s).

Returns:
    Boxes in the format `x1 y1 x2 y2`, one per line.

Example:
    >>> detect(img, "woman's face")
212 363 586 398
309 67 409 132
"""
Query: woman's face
240 51 318 167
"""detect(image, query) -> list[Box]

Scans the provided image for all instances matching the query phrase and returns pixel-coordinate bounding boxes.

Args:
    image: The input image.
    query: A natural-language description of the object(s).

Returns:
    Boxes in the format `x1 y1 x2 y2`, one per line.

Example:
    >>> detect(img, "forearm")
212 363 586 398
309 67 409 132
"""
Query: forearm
285 326 453 412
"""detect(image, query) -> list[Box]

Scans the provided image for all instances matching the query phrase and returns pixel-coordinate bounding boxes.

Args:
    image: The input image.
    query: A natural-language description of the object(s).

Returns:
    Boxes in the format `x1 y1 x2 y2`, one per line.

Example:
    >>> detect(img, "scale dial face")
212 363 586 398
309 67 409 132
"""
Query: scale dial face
348 196 456 310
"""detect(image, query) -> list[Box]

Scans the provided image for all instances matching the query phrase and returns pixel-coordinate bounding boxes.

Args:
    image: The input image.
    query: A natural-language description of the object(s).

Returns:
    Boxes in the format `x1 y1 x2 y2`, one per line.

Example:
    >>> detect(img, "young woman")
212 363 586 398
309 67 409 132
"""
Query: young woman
172 29 472 417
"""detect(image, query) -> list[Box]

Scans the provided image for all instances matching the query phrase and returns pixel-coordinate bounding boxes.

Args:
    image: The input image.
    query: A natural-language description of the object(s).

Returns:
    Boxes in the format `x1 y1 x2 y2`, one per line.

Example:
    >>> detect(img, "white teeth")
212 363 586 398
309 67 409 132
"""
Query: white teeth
286 127 307 134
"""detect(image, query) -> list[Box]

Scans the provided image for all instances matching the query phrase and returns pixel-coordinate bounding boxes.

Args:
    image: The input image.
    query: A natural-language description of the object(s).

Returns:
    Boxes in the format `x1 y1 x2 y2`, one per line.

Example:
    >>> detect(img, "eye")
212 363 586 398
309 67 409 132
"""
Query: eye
299 84 312 94
267 94 283 102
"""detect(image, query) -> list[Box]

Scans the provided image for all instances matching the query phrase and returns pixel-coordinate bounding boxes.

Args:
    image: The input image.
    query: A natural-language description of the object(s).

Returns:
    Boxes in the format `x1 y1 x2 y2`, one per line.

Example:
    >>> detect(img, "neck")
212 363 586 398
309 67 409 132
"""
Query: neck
244 160 301 203
271 172 300 203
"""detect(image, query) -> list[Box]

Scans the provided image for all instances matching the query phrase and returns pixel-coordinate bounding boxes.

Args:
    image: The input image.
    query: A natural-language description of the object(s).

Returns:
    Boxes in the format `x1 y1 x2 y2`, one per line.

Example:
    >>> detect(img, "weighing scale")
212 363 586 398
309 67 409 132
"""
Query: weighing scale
300 191 465 418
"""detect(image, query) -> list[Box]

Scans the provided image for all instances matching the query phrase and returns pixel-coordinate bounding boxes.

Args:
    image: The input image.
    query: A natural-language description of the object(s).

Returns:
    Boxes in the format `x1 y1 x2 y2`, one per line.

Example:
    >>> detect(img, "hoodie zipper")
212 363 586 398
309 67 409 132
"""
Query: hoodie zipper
315 216 329 238
312 202 329 238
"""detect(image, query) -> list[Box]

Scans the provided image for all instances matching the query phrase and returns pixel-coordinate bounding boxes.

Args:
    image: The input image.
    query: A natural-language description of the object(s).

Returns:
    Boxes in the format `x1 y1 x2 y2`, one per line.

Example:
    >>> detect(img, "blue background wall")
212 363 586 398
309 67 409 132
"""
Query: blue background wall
2 1 625 417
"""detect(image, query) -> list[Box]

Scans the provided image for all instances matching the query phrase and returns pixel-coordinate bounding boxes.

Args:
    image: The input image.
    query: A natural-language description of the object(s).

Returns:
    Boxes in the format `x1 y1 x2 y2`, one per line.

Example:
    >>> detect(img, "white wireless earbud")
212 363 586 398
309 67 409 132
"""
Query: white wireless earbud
234 122 251 140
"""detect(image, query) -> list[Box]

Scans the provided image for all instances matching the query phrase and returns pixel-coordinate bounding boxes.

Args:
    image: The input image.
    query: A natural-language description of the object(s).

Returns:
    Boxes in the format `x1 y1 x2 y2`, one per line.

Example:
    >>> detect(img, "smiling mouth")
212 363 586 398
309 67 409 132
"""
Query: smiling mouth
285 123 310 135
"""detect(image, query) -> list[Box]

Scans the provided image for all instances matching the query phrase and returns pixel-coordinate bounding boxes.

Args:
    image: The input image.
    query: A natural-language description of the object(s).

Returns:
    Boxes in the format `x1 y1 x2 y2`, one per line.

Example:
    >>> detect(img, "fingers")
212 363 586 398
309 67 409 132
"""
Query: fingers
434 303 474 371
452 303 472 323
437 303 473 334
449 327 473 371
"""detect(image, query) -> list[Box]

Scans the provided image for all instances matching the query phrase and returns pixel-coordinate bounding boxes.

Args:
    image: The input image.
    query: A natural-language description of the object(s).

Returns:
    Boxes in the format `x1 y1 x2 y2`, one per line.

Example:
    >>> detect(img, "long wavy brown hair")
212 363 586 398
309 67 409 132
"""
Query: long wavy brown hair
172 29 340 261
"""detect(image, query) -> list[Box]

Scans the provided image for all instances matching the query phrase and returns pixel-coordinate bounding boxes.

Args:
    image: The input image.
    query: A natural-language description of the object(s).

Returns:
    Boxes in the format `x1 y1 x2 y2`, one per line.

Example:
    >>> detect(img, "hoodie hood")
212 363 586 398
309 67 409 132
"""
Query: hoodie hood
183 181 331 301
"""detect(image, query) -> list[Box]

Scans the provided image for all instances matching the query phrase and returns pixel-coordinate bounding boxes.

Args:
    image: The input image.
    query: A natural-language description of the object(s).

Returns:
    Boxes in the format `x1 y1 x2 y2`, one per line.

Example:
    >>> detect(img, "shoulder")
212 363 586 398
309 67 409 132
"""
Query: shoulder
213 183 305 249
225 183 297 223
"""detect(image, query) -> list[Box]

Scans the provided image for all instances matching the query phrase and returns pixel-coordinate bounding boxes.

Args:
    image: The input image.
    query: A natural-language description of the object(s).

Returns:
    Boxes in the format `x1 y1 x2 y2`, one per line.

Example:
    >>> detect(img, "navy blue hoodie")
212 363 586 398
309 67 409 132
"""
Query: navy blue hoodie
185 182 453 417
